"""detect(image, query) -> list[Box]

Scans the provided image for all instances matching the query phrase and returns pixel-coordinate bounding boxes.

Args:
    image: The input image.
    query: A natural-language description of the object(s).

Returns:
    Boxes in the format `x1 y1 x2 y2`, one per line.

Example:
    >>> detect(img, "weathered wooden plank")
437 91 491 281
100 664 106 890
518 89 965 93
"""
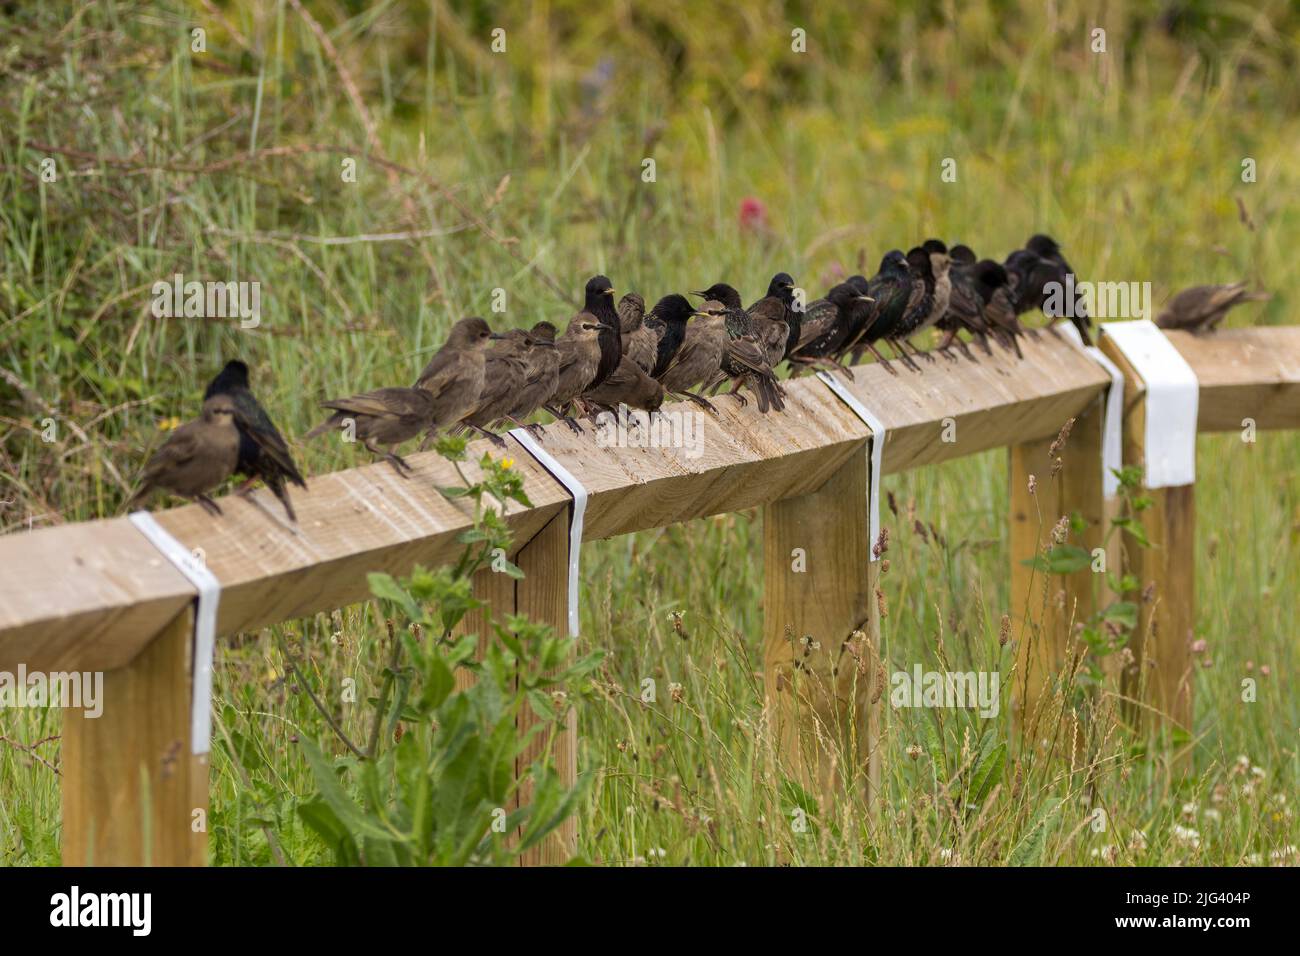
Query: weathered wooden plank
62 607 208 865
1165 326 1300 432
835 331 1112 473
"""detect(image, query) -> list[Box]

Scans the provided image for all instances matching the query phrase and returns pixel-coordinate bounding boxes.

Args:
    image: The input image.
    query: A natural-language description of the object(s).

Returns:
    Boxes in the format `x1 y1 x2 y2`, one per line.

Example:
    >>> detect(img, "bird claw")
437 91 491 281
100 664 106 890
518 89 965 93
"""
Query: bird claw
564 417 584 434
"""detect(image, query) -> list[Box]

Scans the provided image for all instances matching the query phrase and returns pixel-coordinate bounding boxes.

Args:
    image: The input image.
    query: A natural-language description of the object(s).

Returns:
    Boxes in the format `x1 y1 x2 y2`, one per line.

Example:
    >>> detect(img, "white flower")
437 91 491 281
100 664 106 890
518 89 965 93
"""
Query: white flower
1171 825 1201 849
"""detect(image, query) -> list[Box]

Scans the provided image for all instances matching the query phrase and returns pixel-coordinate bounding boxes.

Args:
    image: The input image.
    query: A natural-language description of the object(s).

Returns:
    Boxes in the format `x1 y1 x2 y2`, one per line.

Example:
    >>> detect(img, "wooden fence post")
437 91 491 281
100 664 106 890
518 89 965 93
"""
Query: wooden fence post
763 449 880 809
1100 338 1196 736
512 509 577 866
62 607 209 865
1008 397 1111 735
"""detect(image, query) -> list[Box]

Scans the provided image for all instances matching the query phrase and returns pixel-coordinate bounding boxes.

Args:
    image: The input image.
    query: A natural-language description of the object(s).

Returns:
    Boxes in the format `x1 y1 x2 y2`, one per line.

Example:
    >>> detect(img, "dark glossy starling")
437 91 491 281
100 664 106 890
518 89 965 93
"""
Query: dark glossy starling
305 387 437 476
130 393 242 515
882 247 939 368
973 260 1026 358
786 281 869 377
938 244 993 358
760 272 802 359
839 251 914 371
646 294 696 379
203 359 307 521
412 316 501 434
618 292 660 375
582 275 622 389
695 282 790 373
1007 234 1093 345
692 297 785 413
1155 283 1269 333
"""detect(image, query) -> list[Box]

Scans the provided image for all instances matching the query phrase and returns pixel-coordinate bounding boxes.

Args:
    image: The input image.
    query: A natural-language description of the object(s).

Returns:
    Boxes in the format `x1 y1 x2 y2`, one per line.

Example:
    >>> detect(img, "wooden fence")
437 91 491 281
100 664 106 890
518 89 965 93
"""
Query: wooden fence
1 326 1297 865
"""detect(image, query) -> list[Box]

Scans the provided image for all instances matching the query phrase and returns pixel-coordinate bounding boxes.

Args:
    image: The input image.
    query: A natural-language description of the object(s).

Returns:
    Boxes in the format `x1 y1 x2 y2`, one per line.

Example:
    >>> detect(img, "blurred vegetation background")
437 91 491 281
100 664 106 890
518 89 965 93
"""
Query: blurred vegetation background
1 1 1297 865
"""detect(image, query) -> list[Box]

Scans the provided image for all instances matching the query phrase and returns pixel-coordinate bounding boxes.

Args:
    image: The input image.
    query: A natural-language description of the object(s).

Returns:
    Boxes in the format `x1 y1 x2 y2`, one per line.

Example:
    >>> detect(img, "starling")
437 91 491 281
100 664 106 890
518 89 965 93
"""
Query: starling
1006 234 1093 345
130 393 241 516
454 328 534 446
692 298 785 412
203 359 307 521
838 251 915 371
497 321 561 433
786 280 869 377
546 315 604 430
759 272 803 359
646 294 696 379
654 305 730 411
304 387 436 475
920 239 953 349
1155 283 1269 333
581 275 622 389
972 260 1026 358
412 316 501 434
618 292 660 375
938 244 994 358
582 356 665 413
697 281 792 371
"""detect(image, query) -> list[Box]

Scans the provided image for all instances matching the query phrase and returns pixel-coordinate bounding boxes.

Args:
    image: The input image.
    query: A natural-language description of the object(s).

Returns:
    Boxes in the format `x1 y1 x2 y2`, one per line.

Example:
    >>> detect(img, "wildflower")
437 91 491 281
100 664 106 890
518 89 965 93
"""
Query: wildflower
1190 638 1207 654
1171 825 1200 849
906 744 923 760
1028 474 1037 496
669 682 684 703
500 457 514 470
1128 829 1148 852
999 614 1012 647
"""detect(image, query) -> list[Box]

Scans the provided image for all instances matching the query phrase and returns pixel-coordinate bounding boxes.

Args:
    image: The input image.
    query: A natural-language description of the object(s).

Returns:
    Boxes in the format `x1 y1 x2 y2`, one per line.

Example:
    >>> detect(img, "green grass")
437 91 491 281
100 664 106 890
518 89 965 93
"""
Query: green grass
1 0 1298 865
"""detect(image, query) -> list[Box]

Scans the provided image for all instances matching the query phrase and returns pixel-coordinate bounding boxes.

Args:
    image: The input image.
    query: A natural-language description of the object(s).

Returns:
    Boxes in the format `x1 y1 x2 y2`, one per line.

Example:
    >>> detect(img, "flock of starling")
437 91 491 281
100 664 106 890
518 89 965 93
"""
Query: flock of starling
129 232 1268 520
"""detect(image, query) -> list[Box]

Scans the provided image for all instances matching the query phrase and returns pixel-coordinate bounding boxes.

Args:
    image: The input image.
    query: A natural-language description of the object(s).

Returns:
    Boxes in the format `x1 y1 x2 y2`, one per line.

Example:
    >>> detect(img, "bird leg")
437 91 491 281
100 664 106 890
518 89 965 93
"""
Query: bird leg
545 403 585 434
674 390 718 413
974 331 994 356
905 337 938 363
364 438 412 476
467 424 508 448
196 494 223 516
855 342 897 374
889 339 923 372
234 476 260 496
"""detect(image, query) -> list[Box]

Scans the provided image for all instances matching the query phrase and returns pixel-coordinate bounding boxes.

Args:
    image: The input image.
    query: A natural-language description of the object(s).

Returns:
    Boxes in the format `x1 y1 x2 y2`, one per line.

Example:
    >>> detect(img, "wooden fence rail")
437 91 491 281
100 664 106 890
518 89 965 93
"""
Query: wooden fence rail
1 326 1297 864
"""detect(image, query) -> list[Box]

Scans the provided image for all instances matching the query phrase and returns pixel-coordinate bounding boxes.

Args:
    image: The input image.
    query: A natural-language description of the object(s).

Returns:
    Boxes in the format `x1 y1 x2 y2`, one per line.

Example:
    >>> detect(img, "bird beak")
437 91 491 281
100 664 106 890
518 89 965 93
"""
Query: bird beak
690 290 707 298
604 288 615 296
857 295 875 303
488 332 506 340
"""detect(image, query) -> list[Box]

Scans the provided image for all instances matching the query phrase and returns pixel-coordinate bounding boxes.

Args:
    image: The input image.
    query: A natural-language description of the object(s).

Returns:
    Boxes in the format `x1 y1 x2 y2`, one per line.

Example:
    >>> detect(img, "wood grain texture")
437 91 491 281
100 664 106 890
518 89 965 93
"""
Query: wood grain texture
1164 326 1300 431
62 607 208 865
1100 335 1196 733
763 450 880 807
835 329 1112 473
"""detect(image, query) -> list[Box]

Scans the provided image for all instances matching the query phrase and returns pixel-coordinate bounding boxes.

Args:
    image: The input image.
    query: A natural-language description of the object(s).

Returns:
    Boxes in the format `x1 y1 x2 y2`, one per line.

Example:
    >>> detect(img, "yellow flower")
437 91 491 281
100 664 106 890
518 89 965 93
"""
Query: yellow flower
501 457 514 470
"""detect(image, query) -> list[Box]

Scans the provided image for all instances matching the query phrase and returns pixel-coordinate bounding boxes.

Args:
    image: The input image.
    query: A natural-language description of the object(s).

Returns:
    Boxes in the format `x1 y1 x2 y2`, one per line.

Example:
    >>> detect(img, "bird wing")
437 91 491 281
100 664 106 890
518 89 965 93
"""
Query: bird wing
414 347 458 393
142 426 201 480
232 388 306 487
322 388 432 420
794 298 839 349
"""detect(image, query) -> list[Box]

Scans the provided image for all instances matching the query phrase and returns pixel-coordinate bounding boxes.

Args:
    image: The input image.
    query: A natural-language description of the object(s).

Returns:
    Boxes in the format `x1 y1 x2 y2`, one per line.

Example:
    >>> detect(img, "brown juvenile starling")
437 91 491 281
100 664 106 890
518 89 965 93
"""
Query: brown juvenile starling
582 356 665 414
619 292 660 375
130 393 241 515
203 359 307 521
497 321 560 432
304 387 436 475
547 315 604 429
1155 283 1269 333
413 316 501 435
